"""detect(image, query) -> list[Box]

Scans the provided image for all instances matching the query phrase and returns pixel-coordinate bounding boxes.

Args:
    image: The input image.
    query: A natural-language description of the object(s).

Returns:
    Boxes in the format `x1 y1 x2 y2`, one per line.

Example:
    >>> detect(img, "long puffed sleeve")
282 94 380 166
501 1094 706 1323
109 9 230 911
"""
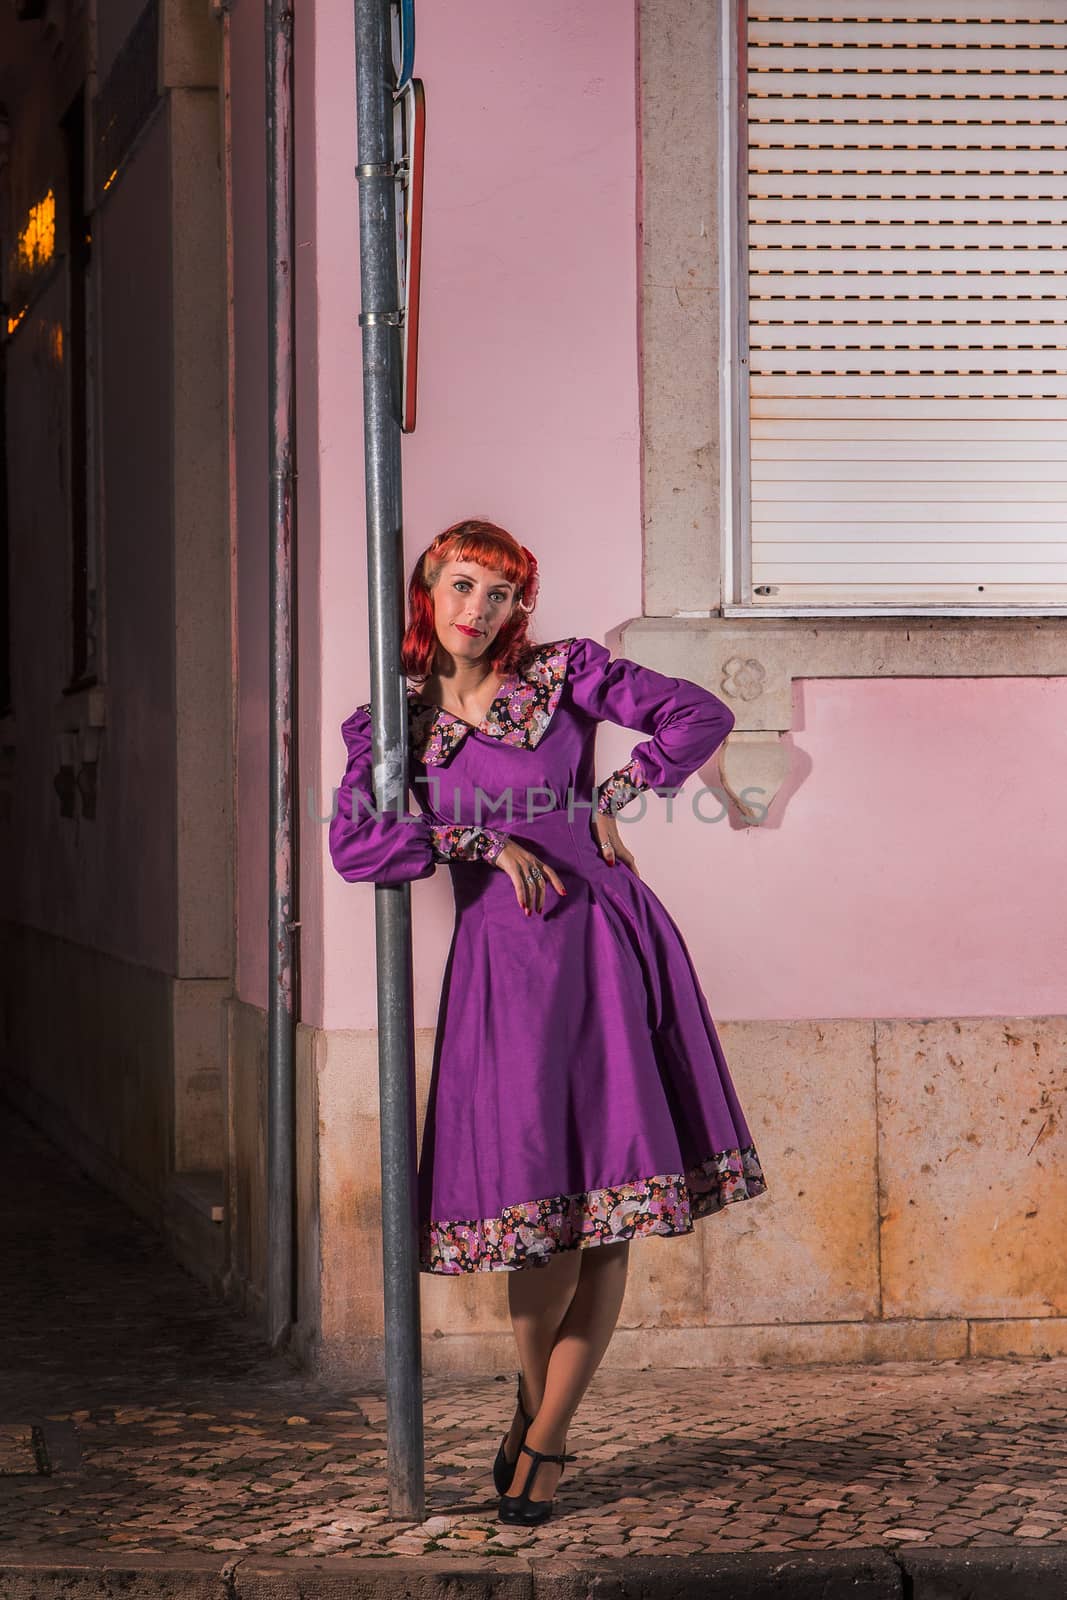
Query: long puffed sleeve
329 707 436 884
329 707 510 884
565 636 736 817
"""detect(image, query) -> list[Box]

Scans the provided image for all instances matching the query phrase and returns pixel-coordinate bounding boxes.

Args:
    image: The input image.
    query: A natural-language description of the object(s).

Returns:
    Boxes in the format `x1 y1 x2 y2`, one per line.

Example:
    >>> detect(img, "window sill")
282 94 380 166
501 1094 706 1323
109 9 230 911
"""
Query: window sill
616 613 1067 825
723 605 1067 621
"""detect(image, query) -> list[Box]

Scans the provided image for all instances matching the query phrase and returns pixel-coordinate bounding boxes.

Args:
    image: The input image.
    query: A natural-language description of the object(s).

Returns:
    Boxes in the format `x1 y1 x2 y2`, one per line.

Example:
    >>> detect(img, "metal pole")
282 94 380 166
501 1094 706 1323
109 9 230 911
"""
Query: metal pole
353 0 426 1521
266 0 297 1351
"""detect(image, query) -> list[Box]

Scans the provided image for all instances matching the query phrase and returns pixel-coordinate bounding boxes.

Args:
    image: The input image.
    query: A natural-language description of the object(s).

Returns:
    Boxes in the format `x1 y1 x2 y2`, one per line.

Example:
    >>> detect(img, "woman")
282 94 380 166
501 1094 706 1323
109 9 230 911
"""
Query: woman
330 519 768 1526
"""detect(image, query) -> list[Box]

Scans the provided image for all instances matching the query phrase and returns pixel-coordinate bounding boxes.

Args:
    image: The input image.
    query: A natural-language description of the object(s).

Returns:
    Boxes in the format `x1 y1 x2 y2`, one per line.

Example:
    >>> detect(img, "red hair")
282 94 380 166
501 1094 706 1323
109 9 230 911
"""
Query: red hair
401 519 541 682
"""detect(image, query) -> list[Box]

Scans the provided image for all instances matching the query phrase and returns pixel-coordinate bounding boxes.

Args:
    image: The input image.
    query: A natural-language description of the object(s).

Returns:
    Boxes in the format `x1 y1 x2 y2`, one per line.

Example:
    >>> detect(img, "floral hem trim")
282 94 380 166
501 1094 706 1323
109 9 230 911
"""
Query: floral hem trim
419 1144 768 1274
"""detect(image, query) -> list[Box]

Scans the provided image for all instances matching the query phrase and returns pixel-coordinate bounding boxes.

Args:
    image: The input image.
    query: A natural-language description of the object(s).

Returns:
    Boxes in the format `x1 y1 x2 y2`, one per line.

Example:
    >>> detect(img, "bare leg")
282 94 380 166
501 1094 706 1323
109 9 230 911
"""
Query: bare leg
500 1248 582 1465
504 1239 630 1501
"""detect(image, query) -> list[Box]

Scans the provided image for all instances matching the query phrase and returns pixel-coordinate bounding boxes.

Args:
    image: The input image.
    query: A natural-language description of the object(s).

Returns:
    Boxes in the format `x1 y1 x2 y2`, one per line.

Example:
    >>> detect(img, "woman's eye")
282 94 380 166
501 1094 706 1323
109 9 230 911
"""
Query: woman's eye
451 581 511 601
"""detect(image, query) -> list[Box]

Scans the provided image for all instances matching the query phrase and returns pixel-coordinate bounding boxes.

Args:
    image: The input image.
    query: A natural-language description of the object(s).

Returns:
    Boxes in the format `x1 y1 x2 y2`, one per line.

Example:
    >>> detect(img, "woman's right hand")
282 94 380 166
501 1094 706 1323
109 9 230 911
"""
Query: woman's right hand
494 840 567 917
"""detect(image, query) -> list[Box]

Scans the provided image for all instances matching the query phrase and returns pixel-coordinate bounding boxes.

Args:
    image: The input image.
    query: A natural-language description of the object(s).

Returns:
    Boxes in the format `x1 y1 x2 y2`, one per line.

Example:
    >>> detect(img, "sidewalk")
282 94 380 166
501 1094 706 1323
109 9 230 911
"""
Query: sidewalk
1 1103 1065 1599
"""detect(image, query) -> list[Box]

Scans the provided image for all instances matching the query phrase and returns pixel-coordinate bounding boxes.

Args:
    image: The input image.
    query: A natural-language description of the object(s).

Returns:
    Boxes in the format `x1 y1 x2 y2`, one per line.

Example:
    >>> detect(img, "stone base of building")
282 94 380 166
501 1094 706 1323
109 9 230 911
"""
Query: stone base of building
225 998 1067 1383
4 934 1061 1383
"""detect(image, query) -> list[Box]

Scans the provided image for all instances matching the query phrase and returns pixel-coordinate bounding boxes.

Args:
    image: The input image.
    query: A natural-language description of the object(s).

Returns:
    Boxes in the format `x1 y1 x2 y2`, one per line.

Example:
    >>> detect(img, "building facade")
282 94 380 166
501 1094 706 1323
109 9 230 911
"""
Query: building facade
1 0 1065 1383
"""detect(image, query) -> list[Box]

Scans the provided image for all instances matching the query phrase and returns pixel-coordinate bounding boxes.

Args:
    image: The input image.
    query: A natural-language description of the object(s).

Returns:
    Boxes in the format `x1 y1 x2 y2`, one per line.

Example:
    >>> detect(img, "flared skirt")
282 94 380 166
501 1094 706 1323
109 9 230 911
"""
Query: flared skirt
416 808 768 1273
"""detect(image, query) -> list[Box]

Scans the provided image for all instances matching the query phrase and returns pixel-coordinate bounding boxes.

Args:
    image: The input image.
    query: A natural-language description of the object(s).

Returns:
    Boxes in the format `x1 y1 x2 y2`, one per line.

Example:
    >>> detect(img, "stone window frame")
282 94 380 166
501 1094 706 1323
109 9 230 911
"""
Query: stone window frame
623 0 1067 823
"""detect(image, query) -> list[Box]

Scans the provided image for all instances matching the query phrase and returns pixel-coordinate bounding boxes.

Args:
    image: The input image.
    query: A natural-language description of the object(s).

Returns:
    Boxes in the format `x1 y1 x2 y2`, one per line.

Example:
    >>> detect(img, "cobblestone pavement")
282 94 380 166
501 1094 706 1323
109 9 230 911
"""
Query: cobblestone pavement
2 1104 1066 1570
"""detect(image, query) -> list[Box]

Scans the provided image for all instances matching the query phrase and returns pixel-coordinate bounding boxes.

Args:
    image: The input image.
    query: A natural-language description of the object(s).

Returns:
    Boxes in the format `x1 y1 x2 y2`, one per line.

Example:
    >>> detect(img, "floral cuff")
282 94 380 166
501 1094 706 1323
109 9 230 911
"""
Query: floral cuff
429 823 510 865
595 756 650 817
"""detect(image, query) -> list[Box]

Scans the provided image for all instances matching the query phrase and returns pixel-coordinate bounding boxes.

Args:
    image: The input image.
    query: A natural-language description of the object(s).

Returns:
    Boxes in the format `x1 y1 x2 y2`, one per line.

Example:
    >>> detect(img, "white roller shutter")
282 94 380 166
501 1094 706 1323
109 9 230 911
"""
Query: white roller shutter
744 0 1067 605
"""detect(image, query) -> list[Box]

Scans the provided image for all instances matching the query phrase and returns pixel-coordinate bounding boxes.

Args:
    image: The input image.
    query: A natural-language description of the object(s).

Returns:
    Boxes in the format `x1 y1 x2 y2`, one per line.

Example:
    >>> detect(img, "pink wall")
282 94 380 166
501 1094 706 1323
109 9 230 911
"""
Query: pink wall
314 1 643 1031
239 0 1064 1035
607 673 1067 1022
734 675 1066 1020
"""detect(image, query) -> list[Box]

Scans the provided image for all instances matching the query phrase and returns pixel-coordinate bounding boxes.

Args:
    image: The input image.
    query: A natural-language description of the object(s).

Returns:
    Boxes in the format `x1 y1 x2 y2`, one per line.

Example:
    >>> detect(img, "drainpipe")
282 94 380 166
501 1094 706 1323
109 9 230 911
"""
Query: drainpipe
265 0 297 1352
353 0 426 1520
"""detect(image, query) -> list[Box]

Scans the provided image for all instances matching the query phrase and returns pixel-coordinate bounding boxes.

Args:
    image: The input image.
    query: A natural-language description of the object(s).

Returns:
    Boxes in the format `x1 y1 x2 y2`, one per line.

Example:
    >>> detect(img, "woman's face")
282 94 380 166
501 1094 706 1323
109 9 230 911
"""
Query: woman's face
430 558 519 665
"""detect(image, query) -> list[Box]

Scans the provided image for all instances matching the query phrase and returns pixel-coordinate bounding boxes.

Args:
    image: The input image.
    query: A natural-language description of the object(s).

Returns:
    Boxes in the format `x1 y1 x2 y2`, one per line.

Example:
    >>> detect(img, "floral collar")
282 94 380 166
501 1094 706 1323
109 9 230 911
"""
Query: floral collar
406 637 576 765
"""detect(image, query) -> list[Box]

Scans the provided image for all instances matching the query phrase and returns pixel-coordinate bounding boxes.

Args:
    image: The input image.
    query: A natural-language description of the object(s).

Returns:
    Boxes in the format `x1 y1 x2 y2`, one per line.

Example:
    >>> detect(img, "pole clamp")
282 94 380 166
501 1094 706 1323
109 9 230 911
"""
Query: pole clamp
355 161 400 179
359 310 404 327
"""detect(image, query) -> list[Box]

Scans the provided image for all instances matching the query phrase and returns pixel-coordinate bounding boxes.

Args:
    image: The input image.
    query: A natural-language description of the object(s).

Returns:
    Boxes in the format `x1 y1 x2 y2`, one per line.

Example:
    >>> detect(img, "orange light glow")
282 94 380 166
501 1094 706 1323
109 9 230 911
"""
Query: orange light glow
17 189 56 272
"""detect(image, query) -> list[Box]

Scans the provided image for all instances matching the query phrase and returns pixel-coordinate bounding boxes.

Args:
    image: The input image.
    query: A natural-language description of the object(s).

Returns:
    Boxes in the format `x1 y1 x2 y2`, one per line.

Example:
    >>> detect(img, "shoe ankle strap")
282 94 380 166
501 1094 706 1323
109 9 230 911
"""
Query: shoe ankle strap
520 1442 576 1465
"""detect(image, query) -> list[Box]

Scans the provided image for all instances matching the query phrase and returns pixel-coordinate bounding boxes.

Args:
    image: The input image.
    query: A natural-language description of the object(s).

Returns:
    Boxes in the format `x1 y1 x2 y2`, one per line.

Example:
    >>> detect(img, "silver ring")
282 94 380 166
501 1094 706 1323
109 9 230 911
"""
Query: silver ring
600 842 613 853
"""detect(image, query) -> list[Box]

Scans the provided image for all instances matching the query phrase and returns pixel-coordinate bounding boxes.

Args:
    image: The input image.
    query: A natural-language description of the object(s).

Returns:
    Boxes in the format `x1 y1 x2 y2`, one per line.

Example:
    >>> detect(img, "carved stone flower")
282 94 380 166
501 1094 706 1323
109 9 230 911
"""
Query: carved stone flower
722 655 766 702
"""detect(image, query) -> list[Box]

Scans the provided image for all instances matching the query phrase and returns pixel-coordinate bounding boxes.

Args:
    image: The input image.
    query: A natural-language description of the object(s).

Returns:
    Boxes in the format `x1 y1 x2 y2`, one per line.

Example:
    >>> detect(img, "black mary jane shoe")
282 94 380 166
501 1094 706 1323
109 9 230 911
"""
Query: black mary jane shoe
497 1441 577 1526
491 1370 535 1496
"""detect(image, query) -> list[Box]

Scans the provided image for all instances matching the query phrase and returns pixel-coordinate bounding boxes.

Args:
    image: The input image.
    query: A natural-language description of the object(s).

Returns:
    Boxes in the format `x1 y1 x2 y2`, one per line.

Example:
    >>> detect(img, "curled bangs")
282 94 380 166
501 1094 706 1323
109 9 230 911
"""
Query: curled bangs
441 528 527 592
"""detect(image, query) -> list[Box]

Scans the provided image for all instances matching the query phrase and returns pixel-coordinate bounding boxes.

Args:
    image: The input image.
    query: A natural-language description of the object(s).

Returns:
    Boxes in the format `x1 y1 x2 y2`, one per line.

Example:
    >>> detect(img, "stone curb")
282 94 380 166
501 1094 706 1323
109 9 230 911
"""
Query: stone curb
2 1546 1066 1599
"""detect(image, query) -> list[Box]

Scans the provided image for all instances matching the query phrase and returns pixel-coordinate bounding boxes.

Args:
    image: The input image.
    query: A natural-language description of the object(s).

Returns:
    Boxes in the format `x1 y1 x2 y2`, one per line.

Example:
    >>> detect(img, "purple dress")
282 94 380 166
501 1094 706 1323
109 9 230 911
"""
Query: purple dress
330 635 768 1274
